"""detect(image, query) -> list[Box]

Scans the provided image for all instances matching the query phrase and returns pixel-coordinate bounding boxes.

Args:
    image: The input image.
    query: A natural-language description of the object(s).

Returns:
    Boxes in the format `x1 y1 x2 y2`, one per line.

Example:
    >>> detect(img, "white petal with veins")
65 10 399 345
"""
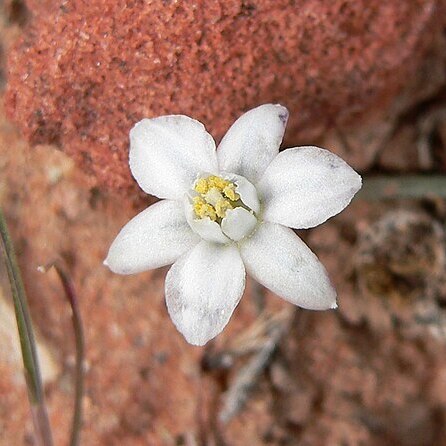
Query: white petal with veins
257 146 362 229
221 208 257 242
217 104 288 183
104 200 200 274
130 115 218 200
240 221 337 310
165 241 245 345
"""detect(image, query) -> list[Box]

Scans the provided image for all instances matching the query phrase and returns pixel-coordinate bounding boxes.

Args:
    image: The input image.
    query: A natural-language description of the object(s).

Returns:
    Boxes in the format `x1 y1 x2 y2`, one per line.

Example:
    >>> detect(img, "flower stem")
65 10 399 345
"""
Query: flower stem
359 175 446 200
38 261 85 446
51 264 85 446
0 208 54 446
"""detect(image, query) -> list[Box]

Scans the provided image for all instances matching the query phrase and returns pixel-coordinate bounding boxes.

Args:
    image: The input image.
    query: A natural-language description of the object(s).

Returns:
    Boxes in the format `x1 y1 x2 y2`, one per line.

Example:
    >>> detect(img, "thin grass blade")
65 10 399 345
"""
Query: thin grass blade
0 208 54 446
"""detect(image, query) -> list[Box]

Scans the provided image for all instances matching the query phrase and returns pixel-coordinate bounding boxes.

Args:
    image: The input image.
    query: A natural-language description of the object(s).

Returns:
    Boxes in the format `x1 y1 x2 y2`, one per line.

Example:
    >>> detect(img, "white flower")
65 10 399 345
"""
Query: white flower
104 104 362 346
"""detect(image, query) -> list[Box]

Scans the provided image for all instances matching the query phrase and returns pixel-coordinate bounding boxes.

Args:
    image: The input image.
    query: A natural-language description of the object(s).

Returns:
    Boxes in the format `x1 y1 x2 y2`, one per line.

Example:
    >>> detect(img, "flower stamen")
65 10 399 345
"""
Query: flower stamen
193 175 241 221
192 196 217 221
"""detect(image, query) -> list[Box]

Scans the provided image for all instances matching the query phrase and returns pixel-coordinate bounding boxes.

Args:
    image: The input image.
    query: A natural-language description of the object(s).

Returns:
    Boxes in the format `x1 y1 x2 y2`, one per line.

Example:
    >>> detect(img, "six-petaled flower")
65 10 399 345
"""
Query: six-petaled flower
104 104 362 345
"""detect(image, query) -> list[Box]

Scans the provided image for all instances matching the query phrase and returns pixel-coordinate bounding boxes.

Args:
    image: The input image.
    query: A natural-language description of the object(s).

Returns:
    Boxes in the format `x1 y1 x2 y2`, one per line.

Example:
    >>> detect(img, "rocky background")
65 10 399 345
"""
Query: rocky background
1 1 446 445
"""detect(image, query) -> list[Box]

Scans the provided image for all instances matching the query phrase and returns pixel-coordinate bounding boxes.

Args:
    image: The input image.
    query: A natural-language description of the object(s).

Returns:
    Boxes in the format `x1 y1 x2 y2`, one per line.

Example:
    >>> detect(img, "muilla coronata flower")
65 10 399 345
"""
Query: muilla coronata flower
104 104 362 345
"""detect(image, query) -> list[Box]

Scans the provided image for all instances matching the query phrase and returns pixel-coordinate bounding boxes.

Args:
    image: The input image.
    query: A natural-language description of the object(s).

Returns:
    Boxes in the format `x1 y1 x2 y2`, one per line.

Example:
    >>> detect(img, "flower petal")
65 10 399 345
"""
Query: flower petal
257 146 362 229
223 172 260 214
165 241 245 346
221 207 257 242
129 116 218 199
217 104 288 183
239 222 336 310
104 200 200 274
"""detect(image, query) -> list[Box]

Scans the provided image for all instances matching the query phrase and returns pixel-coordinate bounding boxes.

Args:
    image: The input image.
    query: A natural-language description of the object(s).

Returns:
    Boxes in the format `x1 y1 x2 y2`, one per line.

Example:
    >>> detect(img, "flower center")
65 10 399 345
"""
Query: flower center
185 173 260 243
192 175 242 221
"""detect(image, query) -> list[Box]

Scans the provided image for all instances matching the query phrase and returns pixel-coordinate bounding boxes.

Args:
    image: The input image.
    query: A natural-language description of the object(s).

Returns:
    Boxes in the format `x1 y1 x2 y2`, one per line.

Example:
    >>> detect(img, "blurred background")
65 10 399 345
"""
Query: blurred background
1 1 446 444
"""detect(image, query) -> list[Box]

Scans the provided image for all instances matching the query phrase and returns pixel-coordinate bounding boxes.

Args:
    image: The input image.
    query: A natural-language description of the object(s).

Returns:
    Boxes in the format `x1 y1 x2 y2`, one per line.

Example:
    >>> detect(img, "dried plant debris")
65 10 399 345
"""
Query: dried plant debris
354 208 446 337
200 308 295 425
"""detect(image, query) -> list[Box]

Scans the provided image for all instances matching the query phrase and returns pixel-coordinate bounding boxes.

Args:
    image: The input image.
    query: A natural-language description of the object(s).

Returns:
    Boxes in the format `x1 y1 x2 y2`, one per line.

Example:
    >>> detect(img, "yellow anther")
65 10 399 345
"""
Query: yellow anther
208 175 229 190
215 199 233 219
192 196 217 221
192 196 204 206
193 175 241 221
194 178 209 195
223 184 239 201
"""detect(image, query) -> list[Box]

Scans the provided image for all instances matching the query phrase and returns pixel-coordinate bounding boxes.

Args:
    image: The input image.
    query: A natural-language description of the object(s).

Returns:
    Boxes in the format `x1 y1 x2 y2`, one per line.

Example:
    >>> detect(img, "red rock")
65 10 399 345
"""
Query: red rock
5 0 445 192
3 90 446 444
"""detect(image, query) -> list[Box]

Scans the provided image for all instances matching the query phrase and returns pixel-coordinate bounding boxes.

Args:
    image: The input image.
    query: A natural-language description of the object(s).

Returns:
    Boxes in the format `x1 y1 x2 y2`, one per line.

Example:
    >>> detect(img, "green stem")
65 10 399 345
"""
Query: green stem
359 175 446 200
0 208 54 446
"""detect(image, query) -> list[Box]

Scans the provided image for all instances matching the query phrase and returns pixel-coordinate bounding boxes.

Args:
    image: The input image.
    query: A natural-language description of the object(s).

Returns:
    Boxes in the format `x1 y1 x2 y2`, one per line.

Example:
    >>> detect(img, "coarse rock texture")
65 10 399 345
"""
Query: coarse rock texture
4 110 446 445
4 0 446 192
4 2 446 446
3 95 446 444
